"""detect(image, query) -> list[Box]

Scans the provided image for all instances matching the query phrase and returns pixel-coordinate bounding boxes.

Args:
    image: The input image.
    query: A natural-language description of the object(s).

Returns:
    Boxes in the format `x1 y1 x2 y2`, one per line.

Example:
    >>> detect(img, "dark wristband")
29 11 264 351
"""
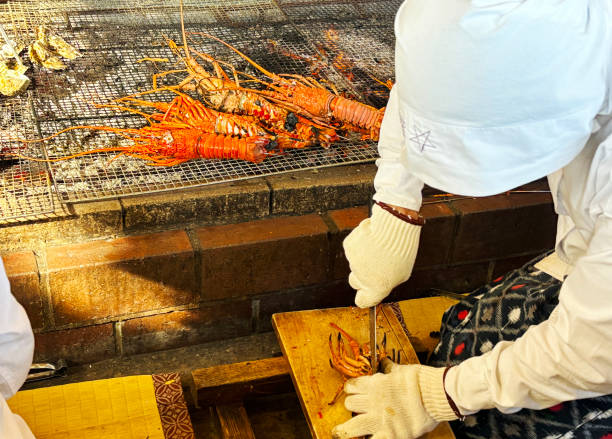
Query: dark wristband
443 366 466 421
375 201 426 226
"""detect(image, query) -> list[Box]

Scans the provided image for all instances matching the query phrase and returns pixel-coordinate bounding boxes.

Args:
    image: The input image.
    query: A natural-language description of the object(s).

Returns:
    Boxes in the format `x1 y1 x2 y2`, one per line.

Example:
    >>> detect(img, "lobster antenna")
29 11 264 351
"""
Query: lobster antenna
10 125 136 144
180 0 189 58
368 73 393 90
192 31 281 82
5 146 128 163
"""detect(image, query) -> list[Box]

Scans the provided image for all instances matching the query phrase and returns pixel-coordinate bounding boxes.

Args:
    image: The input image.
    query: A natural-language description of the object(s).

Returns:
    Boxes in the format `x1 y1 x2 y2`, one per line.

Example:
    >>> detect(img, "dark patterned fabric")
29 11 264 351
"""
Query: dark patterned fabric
152 372 196 439
427 253 612 439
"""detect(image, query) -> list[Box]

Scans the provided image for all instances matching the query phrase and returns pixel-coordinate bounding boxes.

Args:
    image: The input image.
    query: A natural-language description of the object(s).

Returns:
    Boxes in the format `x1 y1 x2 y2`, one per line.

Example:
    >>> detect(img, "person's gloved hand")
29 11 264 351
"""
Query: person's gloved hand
343 204 421 308
331 363 459 439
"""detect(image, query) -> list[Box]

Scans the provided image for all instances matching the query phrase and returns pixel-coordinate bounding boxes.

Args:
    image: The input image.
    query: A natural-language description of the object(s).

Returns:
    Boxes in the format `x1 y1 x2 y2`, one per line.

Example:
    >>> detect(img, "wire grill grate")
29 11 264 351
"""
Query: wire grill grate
0 99 54 222
1 0 400 207
39 113 378 201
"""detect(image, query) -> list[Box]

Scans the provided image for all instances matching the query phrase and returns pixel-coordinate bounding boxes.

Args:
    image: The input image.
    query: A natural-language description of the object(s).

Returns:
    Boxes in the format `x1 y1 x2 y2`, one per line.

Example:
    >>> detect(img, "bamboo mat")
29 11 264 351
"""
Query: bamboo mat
8 373 195 439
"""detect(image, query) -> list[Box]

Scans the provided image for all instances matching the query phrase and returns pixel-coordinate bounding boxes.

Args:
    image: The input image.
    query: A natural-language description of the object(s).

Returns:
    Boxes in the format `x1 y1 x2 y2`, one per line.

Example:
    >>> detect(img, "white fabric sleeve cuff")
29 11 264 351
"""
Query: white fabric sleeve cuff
419 366 458 421
444 358 490 416
373 171 424 212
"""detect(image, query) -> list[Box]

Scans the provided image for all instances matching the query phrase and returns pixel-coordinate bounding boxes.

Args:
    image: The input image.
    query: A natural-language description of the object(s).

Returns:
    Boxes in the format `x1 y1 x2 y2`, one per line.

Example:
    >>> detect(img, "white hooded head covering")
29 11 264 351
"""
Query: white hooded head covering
393 0 610 196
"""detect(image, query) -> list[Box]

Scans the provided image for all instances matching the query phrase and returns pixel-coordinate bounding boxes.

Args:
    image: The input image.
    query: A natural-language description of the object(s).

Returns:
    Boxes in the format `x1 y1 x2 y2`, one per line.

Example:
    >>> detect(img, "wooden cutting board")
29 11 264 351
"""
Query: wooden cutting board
272 304 455 439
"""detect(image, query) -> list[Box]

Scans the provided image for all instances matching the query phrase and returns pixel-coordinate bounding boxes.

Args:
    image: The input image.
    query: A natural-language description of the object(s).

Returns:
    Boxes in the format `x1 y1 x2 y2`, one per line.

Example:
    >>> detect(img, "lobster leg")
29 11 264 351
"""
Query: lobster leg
151 69 189 91
328 380 346 406
337 333 370 372
192 30 283 84
329 335 365 377
329 323 361 360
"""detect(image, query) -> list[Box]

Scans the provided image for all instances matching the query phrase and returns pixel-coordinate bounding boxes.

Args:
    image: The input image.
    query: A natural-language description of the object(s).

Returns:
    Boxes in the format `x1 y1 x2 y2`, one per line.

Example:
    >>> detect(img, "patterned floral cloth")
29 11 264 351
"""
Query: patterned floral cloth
152 373 195 439
428 253 612 439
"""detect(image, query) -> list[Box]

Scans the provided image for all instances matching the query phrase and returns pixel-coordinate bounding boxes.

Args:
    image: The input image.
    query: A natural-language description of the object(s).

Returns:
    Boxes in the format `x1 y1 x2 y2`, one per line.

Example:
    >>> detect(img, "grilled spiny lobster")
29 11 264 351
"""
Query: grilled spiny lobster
115 91 332 151
104 92 268 138
134 0 339 149
195 32 386 141
15 115 272 165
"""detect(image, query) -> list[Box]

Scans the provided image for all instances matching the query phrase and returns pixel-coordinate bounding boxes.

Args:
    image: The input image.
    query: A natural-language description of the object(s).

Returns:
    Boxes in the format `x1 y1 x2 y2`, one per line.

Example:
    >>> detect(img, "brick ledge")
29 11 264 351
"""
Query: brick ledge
1 172 556 365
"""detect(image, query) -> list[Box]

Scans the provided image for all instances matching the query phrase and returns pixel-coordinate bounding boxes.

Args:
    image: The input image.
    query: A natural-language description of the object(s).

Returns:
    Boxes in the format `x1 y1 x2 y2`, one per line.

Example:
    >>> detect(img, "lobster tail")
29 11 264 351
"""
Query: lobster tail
214 113 267 138
188 131 269 163
330 96 384 140
135 129 269 164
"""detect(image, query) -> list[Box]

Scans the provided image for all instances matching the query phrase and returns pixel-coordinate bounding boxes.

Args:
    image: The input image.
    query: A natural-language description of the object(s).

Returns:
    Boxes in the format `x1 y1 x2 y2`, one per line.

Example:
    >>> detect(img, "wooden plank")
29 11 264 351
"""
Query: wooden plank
193 356 292 406
273 305 456 439
380 304 421 364
273 306 436 439
216 403 256 439
390 298 458 355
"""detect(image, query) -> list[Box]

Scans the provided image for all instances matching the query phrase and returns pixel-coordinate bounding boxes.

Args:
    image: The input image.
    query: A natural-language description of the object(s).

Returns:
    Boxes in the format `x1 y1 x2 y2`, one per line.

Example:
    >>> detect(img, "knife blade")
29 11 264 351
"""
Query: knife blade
369 306 378 373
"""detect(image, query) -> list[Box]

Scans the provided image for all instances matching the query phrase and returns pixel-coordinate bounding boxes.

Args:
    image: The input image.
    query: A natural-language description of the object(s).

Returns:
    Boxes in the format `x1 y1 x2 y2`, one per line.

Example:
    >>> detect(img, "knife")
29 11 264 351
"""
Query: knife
369 306 378 373
26 359 67 383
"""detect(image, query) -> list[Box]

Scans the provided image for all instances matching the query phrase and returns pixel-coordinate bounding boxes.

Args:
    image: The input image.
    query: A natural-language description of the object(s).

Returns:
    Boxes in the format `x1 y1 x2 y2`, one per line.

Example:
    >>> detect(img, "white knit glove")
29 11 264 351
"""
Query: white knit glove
331 364 459 439
343 204 421 308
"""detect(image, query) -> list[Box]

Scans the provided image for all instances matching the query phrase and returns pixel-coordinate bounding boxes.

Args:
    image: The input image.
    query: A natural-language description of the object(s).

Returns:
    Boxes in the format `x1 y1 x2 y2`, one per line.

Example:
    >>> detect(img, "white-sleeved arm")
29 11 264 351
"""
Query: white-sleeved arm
444 130 612 414
603 3 612 115
0 259 34 400
0 396 35 439
372 85 424 211
446 228 612 413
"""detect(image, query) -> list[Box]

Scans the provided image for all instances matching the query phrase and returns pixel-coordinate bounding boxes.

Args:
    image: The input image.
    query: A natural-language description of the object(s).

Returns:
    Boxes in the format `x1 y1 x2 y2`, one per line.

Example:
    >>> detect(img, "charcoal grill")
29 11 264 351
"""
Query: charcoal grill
0 0 55 222
0 98 54 222
0 0 400 213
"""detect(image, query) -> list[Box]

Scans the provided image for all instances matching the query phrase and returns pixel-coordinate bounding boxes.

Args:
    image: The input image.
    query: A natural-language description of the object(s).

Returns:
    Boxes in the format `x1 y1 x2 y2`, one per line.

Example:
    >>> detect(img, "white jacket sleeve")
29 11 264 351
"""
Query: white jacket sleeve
372 85 424 211
0 396 35 439
444 132 612 414
0 259 34 400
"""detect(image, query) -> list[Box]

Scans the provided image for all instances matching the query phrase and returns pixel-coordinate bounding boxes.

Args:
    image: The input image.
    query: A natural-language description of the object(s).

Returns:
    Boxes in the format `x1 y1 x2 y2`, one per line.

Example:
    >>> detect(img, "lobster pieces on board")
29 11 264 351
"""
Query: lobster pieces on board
328 322 395 405
272 306 461 439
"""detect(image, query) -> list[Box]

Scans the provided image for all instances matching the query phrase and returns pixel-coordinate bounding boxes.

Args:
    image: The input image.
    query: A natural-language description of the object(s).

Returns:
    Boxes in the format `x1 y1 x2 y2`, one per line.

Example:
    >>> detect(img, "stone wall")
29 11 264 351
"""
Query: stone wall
0 164 557 365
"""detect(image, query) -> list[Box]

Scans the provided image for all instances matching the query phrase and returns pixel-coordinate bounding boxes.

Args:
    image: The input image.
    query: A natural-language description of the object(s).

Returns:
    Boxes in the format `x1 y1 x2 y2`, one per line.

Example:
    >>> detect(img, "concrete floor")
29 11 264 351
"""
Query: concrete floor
23 331 312 439
24 332 281 389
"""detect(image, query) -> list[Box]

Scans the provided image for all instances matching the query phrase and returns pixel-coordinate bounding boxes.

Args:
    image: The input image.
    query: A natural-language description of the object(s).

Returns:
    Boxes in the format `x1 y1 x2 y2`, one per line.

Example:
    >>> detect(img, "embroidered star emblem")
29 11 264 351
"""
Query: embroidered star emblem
409 127 434 152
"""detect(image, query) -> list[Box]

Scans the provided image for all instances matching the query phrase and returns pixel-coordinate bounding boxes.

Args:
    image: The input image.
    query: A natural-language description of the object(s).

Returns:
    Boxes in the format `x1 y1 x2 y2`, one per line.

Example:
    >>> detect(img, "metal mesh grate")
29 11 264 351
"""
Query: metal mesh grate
1 0 401 205
0 99 54 222
278 0 399 108
0 1 55 222
44 116 377 201
289 16 396 108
